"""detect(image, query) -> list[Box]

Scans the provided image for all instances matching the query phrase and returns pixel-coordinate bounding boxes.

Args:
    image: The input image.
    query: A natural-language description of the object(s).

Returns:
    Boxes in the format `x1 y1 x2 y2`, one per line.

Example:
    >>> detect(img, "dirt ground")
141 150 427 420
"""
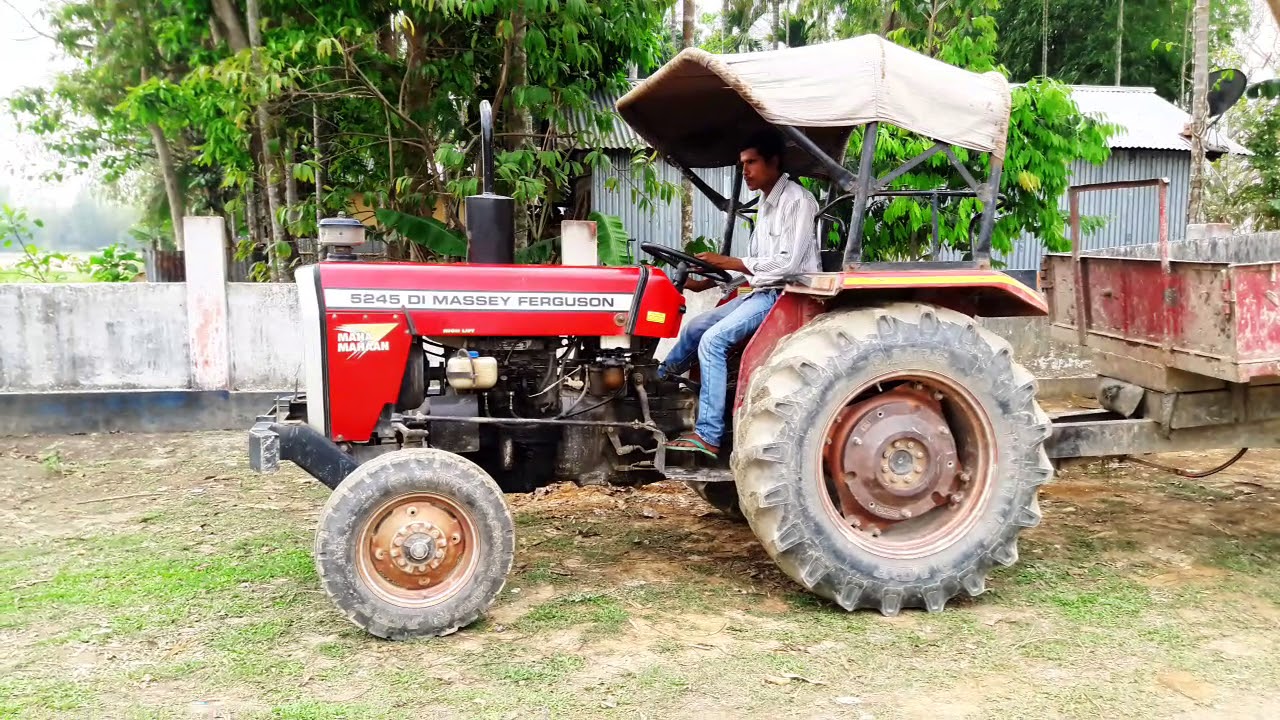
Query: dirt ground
1 430 1278 720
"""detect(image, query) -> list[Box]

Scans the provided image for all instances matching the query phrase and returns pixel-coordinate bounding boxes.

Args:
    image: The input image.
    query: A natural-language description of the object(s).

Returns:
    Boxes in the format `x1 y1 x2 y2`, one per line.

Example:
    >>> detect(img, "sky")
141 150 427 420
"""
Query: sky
0 0 1276 210
0 0 80 208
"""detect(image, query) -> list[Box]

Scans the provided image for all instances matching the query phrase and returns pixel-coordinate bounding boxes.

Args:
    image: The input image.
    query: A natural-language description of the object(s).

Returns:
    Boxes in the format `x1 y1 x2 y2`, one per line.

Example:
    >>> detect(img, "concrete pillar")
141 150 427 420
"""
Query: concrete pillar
183 216 231 390
561 220 598 266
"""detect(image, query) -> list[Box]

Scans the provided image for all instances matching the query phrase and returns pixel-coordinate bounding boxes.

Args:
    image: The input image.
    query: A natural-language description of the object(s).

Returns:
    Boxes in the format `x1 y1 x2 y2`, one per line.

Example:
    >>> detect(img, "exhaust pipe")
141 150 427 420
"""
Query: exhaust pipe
465 100 516 264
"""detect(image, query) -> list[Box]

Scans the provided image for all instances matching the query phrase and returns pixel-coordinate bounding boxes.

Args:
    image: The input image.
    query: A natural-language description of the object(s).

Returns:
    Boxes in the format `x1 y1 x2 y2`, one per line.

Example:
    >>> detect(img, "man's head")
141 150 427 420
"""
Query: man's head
739 129 785 193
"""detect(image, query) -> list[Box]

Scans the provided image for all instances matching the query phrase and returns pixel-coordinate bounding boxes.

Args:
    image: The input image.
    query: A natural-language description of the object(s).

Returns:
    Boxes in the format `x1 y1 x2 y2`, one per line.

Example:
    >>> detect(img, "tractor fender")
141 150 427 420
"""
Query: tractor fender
733 270 1047 412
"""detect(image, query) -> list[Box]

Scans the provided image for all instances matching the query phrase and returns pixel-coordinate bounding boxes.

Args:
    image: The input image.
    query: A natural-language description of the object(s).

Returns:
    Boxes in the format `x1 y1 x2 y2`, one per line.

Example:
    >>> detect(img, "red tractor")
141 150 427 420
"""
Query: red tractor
249 36 1053 638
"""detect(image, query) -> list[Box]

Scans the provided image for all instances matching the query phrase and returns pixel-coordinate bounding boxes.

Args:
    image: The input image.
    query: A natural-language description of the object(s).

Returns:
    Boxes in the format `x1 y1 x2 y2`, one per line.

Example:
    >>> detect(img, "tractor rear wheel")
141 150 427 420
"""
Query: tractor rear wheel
733 303 1052 615
314 449 515 639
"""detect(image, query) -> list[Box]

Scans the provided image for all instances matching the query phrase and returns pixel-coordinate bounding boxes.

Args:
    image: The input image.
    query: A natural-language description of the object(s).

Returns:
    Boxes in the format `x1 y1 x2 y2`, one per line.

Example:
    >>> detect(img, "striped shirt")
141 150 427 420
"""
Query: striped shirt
742 173 821 288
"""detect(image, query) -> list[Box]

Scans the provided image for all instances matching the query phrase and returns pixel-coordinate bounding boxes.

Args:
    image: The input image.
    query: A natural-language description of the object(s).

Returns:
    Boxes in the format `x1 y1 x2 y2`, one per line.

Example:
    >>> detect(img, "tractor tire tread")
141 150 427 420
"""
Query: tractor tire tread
314 449 515 640
732 302 1052 616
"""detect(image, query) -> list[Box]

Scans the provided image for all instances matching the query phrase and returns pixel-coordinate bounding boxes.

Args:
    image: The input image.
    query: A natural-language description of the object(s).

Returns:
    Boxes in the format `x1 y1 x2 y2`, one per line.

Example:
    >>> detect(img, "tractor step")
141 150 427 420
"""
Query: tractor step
662 467 734 483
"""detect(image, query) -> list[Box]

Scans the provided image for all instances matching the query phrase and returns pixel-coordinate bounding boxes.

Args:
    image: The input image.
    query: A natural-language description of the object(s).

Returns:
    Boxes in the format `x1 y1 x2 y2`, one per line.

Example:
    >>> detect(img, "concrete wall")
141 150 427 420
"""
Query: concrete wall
228 283 304 391
0 283 191 391
0 282 305 393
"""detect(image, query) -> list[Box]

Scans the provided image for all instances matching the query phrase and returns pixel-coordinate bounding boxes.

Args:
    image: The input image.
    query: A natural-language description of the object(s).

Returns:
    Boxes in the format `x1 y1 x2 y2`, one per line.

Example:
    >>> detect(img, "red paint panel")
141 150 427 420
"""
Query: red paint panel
317 261 685 339
733 293 825 410
1232 265 1280 363
325 311 413 442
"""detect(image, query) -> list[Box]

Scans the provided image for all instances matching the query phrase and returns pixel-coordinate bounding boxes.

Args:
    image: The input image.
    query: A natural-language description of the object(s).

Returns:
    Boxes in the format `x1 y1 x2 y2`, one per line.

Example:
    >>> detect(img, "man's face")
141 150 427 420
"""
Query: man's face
739 147 780 192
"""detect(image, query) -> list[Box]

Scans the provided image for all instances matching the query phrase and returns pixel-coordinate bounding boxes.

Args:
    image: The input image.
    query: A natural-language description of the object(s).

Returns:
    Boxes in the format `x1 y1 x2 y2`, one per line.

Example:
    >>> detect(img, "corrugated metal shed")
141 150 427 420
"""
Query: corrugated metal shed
945 149 1192 270
591 155 754 259
1065 85 1248 155
561 84 646 151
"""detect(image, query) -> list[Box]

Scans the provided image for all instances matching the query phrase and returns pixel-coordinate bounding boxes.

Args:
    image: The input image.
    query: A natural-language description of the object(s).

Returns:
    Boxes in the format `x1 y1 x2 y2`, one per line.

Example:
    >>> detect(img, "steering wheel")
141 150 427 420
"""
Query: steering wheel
640 243 733 292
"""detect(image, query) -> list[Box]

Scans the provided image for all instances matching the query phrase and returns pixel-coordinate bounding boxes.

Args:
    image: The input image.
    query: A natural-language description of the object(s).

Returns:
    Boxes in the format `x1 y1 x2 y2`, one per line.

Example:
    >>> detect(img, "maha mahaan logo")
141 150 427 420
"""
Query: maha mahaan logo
336 323 398 359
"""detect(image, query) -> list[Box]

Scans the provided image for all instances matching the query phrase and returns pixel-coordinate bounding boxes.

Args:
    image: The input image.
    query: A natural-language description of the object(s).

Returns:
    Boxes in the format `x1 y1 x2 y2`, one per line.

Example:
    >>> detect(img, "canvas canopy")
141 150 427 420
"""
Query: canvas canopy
616 35 1012 178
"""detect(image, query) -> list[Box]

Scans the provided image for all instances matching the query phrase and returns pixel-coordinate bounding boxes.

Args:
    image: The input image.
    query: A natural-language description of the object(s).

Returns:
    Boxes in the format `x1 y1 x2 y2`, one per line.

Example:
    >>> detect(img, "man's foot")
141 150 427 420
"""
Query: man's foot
666 432 719 458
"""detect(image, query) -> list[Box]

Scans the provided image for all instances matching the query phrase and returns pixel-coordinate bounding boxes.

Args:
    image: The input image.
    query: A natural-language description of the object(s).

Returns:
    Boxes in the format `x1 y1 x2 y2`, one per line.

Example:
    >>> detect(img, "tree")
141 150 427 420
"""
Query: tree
1188 0 1210 223
994 0 1251 103
833 0 1116 261
9 0 673 277
681 0 696 248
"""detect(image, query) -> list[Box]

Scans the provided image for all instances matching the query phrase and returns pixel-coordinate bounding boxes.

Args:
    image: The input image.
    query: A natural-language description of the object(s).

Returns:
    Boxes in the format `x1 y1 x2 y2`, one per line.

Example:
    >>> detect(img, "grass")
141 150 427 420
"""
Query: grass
1 431 1279 718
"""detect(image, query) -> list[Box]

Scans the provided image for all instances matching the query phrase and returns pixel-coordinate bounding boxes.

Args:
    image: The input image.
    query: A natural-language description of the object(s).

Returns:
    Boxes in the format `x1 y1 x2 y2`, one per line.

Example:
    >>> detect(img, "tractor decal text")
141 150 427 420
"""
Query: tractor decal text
324 289 634 313
335 323 399 359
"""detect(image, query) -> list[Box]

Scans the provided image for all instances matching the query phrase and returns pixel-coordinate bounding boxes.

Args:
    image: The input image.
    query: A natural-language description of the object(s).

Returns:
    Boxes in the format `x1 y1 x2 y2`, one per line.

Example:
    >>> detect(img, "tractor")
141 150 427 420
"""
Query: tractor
248 35 1054 639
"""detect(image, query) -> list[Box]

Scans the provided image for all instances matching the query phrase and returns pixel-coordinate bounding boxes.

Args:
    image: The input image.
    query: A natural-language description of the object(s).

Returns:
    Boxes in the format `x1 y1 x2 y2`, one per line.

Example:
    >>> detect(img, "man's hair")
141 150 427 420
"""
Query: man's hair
740 128 785 165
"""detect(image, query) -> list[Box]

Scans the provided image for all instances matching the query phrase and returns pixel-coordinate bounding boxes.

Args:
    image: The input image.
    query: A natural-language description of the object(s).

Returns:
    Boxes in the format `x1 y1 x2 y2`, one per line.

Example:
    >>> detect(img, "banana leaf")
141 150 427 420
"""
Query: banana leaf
589 211 632 266
375 209 467 258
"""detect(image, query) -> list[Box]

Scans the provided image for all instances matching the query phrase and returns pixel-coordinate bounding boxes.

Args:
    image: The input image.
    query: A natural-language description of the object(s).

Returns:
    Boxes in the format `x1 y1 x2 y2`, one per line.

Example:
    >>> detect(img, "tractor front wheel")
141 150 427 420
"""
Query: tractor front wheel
314 449 515 639
733 303 1052 615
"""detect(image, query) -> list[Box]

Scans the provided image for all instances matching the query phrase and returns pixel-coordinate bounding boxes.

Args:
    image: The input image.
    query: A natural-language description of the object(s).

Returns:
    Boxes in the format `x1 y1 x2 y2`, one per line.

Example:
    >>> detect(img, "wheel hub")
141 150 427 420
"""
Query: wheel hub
364 499 470 595
824 386 962 530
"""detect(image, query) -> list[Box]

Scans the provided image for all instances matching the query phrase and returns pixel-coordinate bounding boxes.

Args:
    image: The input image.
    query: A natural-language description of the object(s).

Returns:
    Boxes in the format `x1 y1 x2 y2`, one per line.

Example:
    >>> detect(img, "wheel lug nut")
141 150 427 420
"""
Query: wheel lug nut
914 450 924 458
900 509 912 519
959 471 972 484
852 437 862 446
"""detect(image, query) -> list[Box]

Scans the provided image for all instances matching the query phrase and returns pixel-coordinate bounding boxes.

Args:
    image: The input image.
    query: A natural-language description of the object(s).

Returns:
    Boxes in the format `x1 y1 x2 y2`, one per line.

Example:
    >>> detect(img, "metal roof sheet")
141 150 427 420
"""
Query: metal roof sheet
560 83 647 151
1064 85 1249 155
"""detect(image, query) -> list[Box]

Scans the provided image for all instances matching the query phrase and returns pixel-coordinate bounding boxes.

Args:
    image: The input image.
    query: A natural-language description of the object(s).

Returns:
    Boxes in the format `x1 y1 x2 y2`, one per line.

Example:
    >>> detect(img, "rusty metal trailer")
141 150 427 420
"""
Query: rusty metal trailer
1040 179 1280 465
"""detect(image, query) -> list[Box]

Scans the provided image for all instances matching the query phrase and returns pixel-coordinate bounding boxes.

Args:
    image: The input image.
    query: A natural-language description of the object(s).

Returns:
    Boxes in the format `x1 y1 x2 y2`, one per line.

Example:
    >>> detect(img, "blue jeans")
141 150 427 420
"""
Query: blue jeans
658 289 780 446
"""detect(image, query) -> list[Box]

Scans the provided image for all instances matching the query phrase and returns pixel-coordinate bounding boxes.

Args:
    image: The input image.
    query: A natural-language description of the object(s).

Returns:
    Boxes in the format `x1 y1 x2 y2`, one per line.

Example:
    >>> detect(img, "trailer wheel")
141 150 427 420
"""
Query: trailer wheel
685 480 745 521
733 303 1052 615
314 449 515 639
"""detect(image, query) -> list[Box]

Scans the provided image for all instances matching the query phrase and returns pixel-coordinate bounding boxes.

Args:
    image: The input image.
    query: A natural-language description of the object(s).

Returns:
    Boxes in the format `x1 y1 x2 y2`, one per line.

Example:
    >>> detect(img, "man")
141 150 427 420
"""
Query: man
659 128 820 458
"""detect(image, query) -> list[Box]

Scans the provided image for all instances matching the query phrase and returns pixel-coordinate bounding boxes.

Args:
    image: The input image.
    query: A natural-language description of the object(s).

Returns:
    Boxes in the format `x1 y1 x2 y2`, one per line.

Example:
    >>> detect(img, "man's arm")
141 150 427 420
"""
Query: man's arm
693 252 748 275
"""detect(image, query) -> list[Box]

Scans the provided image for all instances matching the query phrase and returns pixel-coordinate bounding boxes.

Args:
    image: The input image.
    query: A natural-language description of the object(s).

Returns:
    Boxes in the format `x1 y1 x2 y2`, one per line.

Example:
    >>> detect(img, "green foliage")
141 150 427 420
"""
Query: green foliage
78 243 144 282
683 236 716 256
845 0 1116 260
994 0 1251 103
9 0 673 274
1204 93 1280 231
374 209 467 259
0 205 71 283
589 211 631 266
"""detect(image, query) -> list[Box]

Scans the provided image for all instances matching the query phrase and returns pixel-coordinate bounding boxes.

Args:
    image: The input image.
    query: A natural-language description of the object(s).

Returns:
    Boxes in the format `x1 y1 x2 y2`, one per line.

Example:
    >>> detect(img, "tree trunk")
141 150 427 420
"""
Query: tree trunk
1188 0 1210 224
246 180 260 247
246 0 286 281
1114 0 1124 86
285 130 300 233
210 0 249 52
772 0 781 48
509 5 532 254
681 0 695 249
147 123 185 251
314 102 325 234
1041 0 1049 76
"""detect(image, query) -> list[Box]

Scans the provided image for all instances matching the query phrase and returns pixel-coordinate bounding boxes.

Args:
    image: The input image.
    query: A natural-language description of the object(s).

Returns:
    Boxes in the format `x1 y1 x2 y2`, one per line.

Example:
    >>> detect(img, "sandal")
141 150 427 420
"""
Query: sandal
666 433 719 458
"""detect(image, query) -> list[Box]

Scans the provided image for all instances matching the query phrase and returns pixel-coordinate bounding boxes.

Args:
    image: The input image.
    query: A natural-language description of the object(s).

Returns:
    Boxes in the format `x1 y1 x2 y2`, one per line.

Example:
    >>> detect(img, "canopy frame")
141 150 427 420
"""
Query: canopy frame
663 122 1005 270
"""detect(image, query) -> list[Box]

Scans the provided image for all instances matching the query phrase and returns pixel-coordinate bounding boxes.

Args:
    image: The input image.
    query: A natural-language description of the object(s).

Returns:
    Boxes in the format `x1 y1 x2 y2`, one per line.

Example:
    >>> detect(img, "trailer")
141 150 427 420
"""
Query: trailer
1042 178 1280 467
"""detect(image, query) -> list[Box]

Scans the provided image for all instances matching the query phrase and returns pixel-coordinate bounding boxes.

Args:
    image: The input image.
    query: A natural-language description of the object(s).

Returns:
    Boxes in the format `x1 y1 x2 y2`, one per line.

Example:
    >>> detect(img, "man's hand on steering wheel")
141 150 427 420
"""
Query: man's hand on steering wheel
639 243 734 292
